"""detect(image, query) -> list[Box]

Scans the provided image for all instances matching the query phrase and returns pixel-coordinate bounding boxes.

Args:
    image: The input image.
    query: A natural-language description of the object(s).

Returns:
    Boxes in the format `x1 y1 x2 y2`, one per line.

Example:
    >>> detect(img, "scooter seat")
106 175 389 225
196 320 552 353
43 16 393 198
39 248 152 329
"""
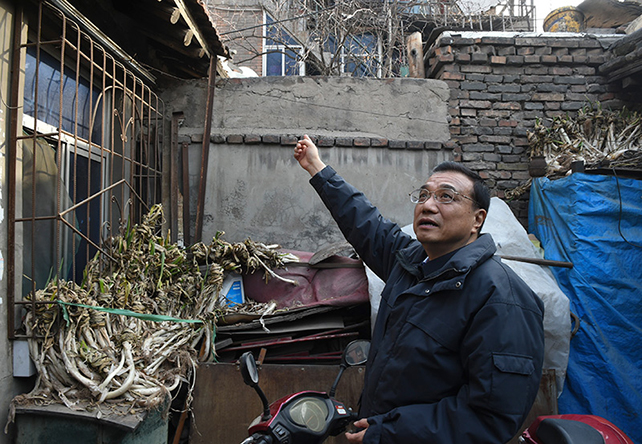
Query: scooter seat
536 418 605 444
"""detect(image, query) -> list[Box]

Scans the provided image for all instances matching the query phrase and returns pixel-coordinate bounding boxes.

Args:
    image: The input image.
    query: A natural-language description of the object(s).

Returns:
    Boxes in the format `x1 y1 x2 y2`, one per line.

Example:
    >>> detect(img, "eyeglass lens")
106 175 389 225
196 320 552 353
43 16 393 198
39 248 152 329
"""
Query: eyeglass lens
410 189 456 204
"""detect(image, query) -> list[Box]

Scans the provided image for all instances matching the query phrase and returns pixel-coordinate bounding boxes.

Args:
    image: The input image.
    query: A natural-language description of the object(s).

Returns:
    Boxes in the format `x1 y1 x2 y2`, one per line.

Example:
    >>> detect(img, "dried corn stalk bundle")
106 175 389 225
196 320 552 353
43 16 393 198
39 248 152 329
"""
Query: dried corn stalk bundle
528 105 642 177
9 204 298 421
505 105 642 199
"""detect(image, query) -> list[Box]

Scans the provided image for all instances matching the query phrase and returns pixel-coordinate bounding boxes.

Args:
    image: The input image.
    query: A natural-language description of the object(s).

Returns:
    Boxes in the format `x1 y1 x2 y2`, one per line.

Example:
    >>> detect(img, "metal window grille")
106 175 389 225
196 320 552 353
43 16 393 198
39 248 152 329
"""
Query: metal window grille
8 2 164 339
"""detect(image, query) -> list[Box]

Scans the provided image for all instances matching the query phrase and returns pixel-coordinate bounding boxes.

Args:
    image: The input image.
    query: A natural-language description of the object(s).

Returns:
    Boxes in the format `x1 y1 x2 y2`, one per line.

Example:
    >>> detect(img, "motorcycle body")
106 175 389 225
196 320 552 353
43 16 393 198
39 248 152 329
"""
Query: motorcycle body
520 414 634 444
239 339 370 444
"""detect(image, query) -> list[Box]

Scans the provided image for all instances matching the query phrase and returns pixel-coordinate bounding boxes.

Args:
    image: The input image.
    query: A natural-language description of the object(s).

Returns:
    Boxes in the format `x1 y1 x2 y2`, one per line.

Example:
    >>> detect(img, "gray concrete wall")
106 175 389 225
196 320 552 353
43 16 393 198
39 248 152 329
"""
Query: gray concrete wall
160 76 452 252
202 143 450 252
165 76 450 141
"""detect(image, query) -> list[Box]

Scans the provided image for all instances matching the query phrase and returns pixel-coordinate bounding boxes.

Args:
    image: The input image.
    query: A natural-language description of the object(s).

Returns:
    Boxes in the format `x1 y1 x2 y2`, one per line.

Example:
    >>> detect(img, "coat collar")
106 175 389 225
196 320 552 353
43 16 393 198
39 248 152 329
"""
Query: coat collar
397 233 497 280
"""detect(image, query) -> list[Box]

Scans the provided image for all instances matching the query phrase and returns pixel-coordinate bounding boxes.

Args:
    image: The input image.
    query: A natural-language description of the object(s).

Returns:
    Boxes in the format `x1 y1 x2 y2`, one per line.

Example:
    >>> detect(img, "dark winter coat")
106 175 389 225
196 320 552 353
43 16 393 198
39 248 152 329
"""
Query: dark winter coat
310 166 545 444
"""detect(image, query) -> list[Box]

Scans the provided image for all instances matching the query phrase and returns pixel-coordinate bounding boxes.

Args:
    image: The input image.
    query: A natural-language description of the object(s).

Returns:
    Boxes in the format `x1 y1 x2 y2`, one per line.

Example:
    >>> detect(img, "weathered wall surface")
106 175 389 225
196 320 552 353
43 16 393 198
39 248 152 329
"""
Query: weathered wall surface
201 141 450 251
427 31 629 222
167 76 451 141
161 76 452 251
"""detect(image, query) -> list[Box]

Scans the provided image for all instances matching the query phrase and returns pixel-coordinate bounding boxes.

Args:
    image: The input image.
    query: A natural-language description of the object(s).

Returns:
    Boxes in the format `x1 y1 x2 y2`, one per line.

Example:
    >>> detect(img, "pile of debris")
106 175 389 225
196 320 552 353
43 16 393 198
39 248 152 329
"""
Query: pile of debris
8 205 300 423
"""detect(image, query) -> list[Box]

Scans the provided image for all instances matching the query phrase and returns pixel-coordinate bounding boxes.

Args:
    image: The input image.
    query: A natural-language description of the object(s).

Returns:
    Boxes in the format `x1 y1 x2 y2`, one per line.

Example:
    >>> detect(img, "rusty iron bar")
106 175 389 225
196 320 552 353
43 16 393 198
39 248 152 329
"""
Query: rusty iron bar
194 56 216 243
182 141 191 246
170 112 183 243
499 255 574 269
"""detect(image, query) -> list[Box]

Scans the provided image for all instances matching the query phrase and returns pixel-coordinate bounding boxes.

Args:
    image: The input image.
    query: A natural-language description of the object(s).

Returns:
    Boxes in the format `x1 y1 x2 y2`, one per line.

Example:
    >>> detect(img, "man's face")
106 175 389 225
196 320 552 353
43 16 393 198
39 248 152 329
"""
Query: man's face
412 171 487 260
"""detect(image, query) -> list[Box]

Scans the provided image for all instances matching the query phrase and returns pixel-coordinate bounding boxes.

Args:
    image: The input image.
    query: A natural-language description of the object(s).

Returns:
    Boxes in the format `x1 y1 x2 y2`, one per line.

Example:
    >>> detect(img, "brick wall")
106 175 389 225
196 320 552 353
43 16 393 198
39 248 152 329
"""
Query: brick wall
208 6 263 75
427 32 627 223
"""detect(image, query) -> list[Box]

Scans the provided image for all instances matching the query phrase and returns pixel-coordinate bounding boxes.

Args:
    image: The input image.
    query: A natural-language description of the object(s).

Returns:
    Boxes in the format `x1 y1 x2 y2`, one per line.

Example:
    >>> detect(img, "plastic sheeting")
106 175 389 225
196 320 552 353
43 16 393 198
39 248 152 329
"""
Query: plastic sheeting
367 197 571 396
244 250 370 309
529 173 642 444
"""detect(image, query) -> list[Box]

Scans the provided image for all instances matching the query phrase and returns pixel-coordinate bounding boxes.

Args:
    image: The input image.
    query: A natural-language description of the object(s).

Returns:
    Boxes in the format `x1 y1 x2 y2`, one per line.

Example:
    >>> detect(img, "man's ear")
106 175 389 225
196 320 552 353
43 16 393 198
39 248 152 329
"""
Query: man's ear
472 208 487 234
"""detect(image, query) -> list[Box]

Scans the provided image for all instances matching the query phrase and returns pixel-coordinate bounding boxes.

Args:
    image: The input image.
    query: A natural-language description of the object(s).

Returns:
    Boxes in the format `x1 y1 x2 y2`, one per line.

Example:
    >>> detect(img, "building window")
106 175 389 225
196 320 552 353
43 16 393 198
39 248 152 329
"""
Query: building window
327 33 380 77
263 13 305 76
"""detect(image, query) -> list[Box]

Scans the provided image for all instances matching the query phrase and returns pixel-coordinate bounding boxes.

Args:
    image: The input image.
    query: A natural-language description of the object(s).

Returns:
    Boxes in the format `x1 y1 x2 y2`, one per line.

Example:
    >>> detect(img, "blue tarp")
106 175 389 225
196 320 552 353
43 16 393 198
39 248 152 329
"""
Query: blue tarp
529 173 642 443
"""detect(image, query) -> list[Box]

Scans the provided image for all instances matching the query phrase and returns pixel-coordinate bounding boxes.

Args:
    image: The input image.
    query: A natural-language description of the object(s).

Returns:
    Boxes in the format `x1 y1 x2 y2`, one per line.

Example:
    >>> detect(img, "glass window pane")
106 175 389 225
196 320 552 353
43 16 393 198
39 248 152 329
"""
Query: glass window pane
284 49 300 76
24 46 102 144
266 51 283 76
266 14 298 46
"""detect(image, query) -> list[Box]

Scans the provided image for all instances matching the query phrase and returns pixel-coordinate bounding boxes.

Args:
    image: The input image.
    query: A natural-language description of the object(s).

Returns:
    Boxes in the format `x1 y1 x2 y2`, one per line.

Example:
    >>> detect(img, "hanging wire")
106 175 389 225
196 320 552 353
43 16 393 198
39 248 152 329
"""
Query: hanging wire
613 168 642 248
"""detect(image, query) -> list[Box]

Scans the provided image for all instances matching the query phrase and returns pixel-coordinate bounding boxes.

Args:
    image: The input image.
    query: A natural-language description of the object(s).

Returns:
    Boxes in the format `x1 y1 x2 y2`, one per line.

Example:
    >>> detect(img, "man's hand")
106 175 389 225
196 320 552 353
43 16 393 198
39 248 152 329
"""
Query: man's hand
345 418 369 443
294 134 326 177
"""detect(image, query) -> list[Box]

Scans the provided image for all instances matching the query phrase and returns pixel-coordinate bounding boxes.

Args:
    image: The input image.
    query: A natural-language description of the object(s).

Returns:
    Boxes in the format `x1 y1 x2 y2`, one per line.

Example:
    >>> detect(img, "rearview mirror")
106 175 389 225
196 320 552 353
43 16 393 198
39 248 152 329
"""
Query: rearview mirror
239 351 259 387
343 340 370 367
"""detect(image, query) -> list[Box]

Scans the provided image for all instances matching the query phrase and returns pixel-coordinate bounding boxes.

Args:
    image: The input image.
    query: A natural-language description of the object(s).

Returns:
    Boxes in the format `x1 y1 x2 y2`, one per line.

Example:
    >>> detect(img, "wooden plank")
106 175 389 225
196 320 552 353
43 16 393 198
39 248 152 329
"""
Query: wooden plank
14 401 148 432
406 32 425 79
190 363 365 444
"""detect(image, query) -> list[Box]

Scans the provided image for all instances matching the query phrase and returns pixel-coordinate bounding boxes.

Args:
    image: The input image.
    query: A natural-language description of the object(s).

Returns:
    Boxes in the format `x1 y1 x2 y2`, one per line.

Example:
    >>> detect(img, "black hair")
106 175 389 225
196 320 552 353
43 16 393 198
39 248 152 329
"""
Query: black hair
431 161 490 212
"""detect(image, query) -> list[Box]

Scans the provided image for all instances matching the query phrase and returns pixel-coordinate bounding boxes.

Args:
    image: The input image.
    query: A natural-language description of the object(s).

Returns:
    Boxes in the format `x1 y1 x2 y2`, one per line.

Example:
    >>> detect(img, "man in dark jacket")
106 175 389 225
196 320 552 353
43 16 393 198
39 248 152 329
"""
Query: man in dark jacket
294 135 545 444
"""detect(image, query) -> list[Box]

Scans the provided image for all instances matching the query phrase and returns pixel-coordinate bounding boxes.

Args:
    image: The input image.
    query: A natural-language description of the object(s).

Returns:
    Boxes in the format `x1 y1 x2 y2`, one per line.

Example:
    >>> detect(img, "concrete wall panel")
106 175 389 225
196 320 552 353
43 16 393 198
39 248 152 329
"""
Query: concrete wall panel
200 143 449 252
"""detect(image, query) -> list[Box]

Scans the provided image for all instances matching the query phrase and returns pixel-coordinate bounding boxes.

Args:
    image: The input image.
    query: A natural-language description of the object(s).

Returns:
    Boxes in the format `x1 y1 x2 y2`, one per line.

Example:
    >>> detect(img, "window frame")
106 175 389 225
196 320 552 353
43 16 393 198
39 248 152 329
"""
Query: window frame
262 12 305 76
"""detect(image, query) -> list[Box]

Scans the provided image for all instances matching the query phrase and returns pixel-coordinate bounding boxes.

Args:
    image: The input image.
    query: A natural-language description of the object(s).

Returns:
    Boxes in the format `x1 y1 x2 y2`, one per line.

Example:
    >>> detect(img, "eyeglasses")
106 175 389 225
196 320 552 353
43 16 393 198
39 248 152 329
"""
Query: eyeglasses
409 187 475 205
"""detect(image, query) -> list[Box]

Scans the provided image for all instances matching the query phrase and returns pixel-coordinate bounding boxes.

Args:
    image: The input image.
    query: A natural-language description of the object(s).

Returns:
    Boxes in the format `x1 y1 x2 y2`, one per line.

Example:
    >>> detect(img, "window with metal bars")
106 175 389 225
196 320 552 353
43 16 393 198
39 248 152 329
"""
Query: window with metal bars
8 2 164 339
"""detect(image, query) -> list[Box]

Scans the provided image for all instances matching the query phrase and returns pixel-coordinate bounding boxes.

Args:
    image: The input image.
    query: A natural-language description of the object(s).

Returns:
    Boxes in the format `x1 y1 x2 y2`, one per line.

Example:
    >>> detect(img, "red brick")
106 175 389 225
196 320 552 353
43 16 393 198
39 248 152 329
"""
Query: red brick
435 46 453 56
442 71 465 80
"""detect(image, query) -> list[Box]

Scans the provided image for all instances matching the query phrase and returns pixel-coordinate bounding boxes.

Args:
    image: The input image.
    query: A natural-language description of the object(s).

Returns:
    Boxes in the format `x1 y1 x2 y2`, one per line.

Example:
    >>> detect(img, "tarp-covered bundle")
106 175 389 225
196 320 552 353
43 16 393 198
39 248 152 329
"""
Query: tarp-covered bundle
529 173 642 443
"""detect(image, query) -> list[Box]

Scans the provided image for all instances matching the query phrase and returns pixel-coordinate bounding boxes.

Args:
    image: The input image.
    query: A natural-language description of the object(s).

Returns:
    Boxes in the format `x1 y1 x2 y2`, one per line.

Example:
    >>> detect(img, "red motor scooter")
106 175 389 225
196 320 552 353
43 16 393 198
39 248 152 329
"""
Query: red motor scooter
520 414 634 444
238 339 370 444
240 339 634 444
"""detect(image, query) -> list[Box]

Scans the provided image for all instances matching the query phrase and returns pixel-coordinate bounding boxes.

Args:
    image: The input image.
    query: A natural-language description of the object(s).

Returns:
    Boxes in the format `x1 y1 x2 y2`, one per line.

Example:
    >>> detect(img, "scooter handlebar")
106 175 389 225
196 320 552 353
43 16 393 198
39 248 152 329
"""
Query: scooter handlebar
241 433 274 444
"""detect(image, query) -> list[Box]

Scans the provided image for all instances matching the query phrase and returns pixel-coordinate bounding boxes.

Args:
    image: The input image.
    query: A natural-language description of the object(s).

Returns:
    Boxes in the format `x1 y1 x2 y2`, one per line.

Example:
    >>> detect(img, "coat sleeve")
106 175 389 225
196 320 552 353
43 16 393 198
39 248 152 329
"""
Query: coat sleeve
364 270 545 444
309 166 415 281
